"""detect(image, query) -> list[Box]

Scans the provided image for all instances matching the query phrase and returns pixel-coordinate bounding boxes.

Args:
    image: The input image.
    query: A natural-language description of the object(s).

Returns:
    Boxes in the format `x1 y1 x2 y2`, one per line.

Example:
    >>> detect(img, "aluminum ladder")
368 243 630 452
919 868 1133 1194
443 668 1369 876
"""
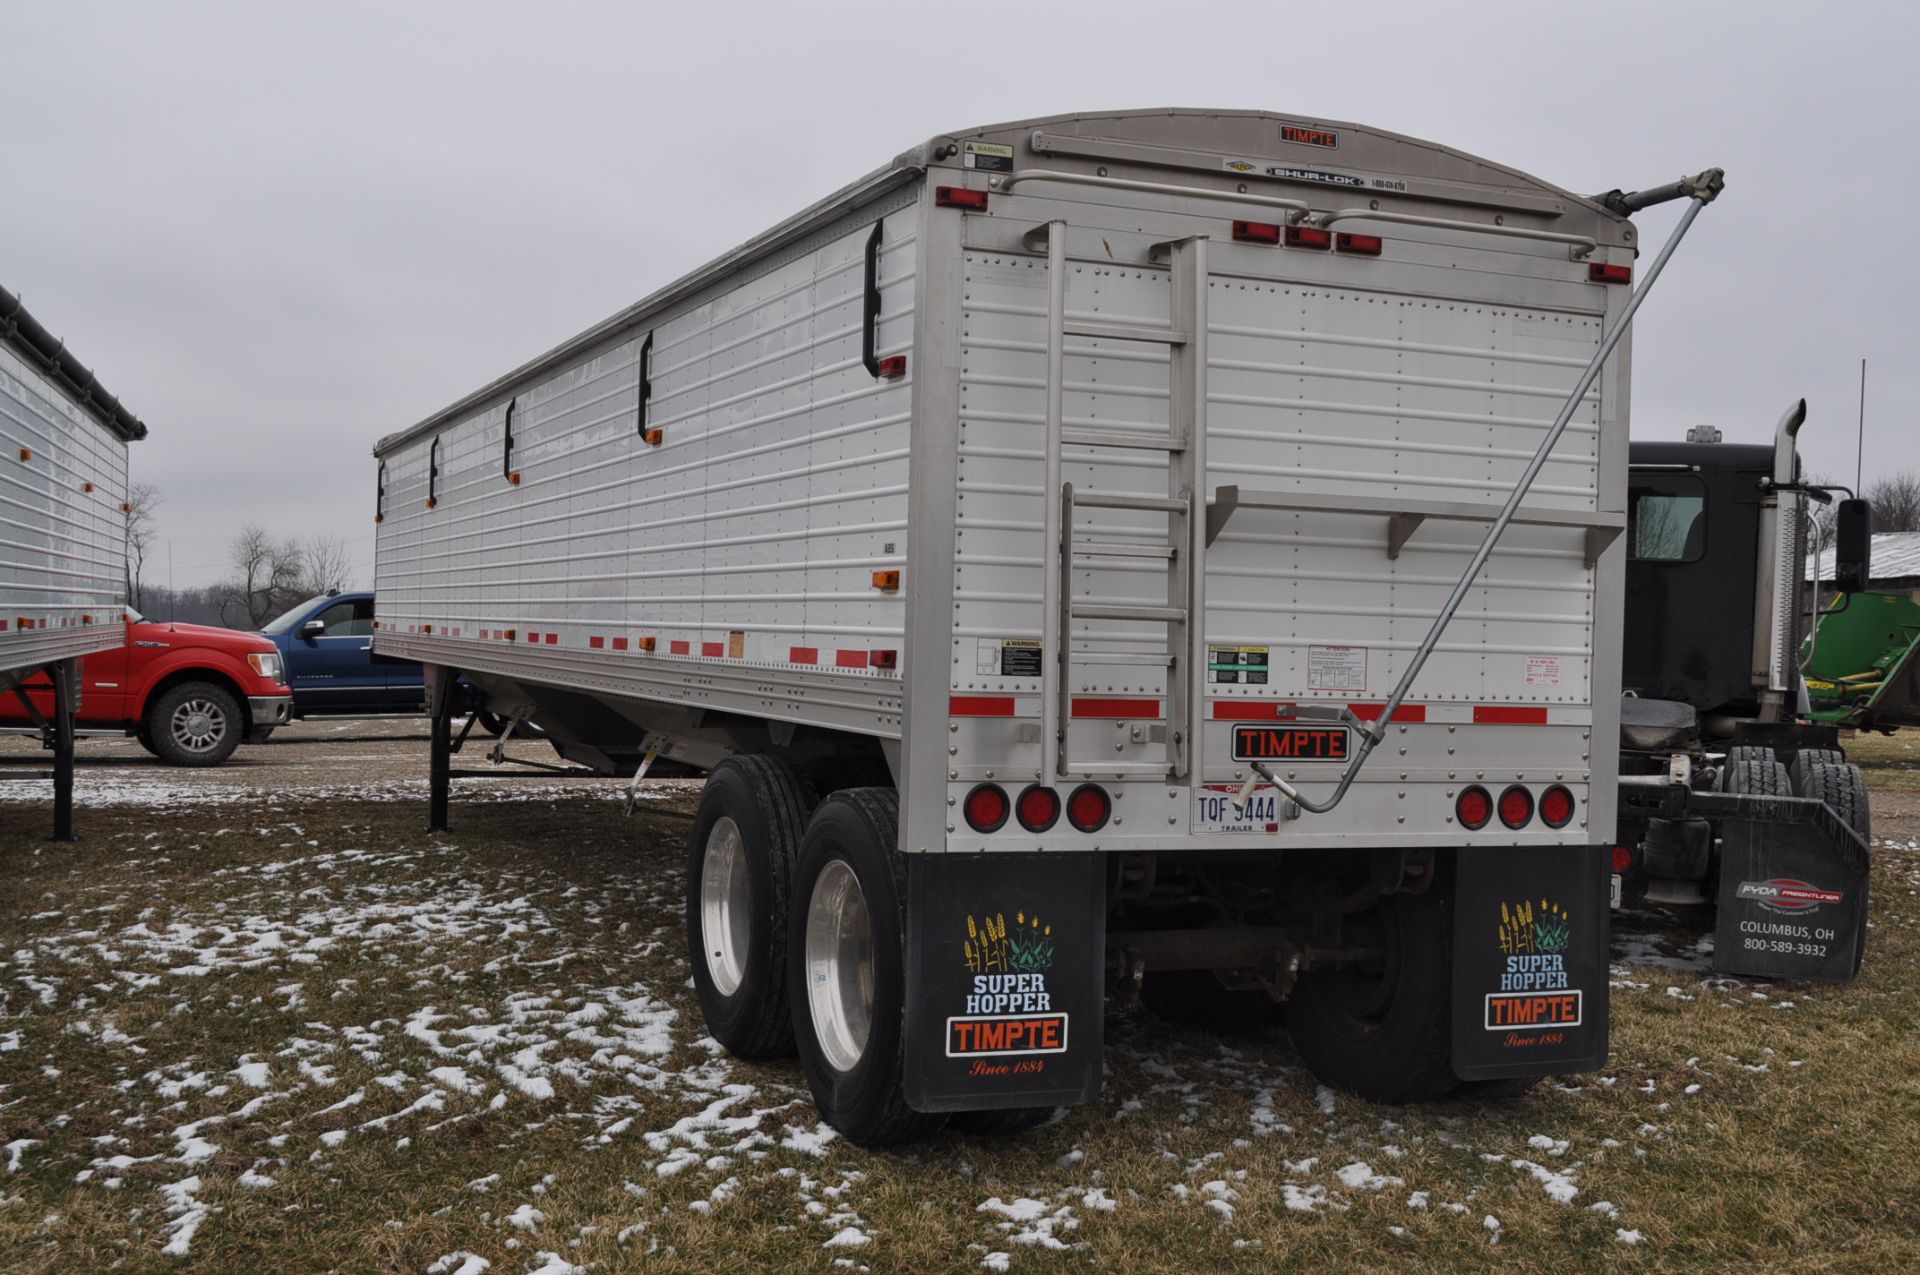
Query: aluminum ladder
1033 221 1210 783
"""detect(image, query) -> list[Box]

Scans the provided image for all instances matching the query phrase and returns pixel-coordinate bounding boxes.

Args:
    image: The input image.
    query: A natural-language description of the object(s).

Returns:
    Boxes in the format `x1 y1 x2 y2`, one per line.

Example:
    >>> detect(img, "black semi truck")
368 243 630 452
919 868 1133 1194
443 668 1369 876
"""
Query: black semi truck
1617 402 1873 981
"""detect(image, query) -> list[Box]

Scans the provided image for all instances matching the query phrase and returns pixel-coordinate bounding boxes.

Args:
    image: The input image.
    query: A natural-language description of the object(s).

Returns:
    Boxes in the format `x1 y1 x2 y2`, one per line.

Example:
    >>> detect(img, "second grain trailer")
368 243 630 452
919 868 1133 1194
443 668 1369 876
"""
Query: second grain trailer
373 109 1723 1141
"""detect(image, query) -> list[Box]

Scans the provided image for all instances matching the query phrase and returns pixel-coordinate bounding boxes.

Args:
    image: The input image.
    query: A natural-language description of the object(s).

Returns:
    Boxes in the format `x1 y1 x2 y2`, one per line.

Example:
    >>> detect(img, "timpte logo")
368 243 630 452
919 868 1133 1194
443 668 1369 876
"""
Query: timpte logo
1484 898 1583 1031
949 911 1068 1058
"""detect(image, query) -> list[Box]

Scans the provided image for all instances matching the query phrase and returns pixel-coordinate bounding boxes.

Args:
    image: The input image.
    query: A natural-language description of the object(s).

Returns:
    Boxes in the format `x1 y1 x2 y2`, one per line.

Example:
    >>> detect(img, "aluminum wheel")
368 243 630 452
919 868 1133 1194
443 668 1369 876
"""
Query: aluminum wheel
699 816 753 997
169 697 228 755
804 858 875 1073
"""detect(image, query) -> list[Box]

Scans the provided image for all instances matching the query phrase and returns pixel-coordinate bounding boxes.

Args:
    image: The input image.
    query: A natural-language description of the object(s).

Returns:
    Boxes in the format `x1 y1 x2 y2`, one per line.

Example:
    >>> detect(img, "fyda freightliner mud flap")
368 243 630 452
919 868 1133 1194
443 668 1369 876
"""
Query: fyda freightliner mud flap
902 853 1105 1112
1452 846 1610 1081
1706 793 1868 982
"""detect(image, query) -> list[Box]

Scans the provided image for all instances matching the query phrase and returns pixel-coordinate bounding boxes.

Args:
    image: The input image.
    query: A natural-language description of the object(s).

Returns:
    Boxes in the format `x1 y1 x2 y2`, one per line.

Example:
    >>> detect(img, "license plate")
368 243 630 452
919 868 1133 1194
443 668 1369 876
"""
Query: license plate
1230 724 1350 763
1194 786 1283 833
1610 873 1622 909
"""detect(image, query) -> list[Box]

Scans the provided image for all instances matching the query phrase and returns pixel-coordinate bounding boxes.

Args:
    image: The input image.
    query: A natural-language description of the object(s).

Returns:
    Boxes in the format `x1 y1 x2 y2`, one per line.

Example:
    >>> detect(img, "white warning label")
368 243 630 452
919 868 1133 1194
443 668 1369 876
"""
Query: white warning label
1307 645 1367 692
1525 656 1562 687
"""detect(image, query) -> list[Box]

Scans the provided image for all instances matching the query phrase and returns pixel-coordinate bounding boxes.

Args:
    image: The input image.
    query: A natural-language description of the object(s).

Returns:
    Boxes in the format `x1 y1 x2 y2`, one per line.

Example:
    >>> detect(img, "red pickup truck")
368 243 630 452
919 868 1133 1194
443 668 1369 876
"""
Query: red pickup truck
0 610 293 766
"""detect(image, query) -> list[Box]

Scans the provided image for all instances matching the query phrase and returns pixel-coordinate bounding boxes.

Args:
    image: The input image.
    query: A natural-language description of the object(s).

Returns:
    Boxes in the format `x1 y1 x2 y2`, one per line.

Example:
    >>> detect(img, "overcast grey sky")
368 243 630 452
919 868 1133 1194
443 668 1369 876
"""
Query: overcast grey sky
3 1 1914 589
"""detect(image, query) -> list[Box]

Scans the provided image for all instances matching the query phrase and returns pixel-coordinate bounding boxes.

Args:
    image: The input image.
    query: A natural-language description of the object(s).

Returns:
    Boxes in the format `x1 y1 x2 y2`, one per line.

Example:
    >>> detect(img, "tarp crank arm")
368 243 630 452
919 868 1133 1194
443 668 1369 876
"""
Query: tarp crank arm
1237 168 1726 817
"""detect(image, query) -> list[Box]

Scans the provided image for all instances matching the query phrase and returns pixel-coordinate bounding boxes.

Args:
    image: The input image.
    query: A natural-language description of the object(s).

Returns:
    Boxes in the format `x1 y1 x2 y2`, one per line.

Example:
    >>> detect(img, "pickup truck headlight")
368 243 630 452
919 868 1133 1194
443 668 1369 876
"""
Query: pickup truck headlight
247 652 284 683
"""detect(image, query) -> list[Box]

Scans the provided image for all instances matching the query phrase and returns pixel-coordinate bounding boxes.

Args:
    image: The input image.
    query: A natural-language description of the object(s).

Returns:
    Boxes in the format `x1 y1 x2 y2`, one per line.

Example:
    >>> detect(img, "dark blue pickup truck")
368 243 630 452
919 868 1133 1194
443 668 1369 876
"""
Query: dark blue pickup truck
258 592 425 718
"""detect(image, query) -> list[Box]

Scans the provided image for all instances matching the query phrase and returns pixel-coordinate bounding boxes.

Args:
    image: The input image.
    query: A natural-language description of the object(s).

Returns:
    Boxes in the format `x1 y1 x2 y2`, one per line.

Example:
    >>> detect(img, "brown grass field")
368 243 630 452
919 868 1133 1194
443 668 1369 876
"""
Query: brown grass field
0 723 1916 1273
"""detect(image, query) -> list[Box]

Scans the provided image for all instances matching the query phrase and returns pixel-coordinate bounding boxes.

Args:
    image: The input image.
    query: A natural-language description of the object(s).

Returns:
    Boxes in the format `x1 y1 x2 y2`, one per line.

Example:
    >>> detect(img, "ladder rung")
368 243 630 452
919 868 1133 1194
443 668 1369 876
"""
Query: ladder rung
1071 539 1177 559
1070 651 1175 666
1071 603 1187 623
1071 492 1189 513
1064 320 1187 346
1060 427 1185 452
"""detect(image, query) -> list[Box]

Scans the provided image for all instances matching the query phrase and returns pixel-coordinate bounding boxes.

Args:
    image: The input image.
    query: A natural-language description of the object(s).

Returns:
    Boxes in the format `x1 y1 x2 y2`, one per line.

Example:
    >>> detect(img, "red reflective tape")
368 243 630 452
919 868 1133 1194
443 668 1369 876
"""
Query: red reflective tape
1211 701 1294 720
949 695 1016 717
611 637 628 651
1071 697 1160 718
1349 702 1427 723
702 641 725 658
526 632 539 643
790 646 819 664
544 633 558 645
836 649 870 668
670 640 691 655
1474 705 1549 725
589 636 605 650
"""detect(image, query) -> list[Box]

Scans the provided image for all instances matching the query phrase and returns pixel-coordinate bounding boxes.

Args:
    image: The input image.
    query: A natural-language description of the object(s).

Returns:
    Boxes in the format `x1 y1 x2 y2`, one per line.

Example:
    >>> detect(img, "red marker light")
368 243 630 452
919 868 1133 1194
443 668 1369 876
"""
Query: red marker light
1456 785 1493 831
964 784 1010 834
1611 845 1634 874
1539 785 1576 829
1335 232 1383 256
1285 225 1332 249
935 186 989 211
1232 220 1282 245
1589 262 1632 284
1065 784 1111 833
1498 785 1535 830
1015 785 1061 833
876 354 907 380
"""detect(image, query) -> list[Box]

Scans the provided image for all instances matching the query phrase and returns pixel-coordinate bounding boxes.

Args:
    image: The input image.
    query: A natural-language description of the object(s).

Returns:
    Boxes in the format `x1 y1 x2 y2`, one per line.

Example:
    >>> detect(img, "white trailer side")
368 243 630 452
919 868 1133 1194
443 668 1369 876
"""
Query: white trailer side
374 111 1719 1138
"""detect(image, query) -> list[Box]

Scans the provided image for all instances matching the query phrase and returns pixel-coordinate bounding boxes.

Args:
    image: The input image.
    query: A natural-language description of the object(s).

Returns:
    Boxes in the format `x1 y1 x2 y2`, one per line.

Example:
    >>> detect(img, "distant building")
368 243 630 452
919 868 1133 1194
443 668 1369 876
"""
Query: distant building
1808 532 1920 597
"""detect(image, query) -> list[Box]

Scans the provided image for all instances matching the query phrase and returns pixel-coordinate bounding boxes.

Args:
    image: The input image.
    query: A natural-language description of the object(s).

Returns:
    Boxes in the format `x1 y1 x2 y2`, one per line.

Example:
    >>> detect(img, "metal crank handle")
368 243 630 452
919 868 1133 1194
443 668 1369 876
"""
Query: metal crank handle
1231 760 1303 812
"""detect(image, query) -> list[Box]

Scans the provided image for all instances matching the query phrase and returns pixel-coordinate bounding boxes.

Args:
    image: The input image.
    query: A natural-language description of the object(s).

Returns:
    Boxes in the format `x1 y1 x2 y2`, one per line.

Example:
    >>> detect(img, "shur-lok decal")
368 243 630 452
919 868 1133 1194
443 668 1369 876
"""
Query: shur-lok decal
904 853 1104 1111
1453 845 1608 1079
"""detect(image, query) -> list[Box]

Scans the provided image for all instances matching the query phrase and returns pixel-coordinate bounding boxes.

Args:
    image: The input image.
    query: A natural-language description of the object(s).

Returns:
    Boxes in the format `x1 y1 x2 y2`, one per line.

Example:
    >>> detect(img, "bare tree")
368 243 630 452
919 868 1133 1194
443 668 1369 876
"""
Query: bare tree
301 534 354 594
123 480 160 609
216 525 308 628
1865 471 1920 533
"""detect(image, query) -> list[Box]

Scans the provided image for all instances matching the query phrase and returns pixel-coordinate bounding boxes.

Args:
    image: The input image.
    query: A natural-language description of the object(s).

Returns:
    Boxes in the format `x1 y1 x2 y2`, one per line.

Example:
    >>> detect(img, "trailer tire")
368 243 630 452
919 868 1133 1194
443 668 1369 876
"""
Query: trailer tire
1720 755 1790 797
686 757 815 1060
800 753 894 801
1280 887 1458 1104
1789 748 1845 797
1802 761 1870 842
788 787 945 1146
950 1106 1056 1137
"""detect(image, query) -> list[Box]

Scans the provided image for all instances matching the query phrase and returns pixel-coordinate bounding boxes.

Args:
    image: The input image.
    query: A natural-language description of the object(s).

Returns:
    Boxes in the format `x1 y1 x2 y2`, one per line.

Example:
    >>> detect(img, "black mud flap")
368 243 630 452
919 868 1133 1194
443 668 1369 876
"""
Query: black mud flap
1451 845 1611 1081
902 853 1105 1113
1704 793 1869 982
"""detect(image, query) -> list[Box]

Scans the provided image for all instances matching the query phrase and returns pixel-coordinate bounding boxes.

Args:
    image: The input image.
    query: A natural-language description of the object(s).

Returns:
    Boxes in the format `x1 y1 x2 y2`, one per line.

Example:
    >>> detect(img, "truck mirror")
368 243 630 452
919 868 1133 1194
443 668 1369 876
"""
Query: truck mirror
300 618 326 639
1834 497 1871 593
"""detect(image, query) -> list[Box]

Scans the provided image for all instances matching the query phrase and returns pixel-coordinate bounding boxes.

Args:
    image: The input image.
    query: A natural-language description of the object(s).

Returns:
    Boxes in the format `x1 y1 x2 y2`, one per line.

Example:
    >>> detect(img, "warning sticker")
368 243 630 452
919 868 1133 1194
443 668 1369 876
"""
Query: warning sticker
1525 656 1562 688
1308 645 1367 692
962 141 1014 173
998 638 1042 678
1208 645 1269 686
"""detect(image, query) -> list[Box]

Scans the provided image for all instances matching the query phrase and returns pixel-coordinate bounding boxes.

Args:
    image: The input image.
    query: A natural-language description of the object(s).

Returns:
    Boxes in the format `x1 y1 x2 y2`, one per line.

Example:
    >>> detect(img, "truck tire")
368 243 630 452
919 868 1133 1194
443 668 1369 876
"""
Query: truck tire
1280 886 1459 1104
1720 755 1790 797
1789 748 1845 797
787 787 945 1146
800 753 893 801
135 724 160 758
685 757 815 1060
1803 761 1870 842
145 682 243 767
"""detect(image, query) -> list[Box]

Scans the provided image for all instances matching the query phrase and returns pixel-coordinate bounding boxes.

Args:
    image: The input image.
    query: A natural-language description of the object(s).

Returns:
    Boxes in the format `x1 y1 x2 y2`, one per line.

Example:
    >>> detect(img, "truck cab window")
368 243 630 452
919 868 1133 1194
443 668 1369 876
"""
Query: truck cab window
312 599 375 638
1628 482 1706 562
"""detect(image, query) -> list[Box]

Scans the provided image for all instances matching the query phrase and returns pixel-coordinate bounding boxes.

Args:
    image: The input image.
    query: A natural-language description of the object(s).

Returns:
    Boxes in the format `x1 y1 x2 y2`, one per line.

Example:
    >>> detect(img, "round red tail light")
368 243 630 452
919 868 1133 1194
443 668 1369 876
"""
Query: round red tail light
1456 785 1492 830
1611 845 1634 874
1065 784 1111 833
963 783 1010 833
1015 785 1060 833
1539 785 1576 829
1497 785 1535 830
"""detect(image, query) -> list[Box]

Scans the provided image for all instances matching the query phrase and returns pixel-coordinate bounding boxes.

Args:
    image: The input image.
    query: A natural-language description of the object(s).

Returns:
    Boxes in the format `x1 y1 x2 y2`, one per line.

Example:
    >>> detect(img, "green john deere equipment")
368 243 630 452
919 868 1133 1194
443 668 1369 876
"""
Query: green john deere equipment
1804 590 1920 733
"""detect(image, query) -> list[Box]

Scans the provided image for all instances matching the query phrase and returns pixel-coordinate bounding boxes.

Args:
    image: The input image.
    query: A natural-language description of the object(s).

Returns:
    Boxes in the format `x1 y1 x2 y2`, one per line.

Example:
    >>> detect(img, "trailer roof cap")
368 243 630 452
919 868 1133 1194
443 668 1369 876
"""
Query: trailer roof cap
0 284 149 441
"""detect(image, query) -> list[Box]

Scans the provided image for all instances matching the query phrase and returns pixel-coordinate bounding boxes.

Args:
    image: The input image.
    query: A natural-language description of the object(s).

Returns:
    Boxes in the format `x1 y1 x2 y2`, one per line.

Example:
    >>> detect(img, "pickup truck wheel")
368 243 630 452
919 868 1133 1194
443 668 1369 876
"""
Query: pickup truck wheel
788 787 944 1145
146 682 243 767
686 757 813 1059
135 724 160 758
1280 886 1459 1104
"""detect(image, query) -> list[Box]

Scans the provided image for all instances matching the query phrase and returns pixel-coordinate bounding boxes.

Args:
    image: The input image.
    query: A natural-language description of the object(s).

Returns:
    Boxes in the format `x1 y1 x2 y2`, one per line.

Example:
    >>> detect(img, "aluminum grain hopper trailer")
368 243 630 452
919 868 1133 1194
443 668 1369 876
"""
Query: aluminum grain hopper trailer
1 284 148 840
372 110 1724 1141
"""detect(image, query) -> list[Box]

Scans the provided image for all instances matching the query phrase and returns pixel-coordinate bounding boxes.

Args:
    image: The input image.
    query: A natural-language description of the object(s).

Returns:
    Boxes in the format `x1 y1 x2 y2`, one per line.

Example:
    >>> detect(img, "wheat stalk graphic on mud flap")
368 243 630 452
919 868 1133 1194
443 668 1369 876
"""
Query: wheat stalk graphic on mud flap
964 911 1054 975
1497 899 1573 957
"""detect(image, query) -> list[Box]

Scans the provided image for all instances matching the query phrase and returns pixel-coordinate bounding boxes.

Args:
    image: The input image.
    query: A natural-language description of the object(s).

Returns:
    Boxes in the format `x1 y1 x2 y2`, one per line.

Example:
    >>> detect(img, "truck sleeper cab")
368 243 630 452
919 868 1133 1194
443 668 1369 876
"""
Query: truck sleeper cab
371 110 1717 1141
